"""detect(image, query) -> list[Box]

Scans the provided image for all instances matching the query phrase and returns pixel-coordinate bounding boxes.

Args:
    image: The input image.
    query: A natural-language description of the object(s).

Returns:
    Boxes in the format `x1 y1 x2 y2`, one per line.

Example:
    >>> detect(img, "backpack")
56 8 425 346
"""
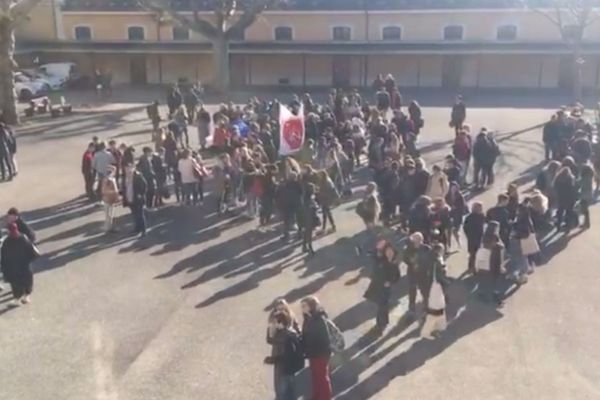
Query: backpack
453 136 471 160
286 330 305 374
325 318 345 353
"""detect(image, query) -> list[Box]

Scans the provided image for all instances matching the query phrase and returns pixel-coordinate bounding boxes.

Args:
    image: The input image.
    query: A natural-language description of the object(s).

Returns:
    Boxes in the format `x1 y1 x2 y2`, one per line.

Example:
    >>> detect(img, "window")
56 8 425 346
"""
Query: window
74 26 92 41
128 26 145 41
274 26 293 41
172 26 189 40
382 26 402 41
332 26 351 41
563 24 582 41
443 25 464 41
497 24 517 40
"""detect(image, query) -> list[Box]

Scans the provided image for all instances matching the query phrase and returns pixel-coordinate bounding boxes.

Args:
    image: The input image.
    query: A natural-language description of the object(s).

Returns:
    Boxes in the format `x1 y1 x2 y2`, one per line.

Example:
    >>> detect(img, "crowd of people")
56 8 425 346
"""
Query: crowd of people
2 70 599 399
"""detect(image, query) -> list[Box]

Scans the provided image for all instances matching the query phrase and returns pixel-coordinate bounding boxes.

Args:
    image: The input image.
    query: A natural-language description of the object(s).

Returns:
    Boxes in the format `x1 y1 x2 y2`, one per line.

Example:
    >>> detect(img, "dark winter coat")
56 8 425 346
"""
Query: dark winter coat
364 255 400 303
414 169 430 197
0 234 38 285
122 171 148 207
451 102 466 127
486 206 511 238
408 203 432 237
463 212 485 252
302 311 331 358
277 180 303 215
553 173 578 208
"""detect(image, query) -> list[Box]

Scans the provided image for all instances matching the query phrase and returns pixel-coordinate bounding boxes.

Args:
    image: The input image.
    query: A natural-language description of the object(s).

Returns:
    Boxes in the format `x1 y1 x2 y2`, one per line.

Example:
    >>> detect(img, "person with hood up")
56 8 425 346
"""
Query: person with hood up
1 223 39 305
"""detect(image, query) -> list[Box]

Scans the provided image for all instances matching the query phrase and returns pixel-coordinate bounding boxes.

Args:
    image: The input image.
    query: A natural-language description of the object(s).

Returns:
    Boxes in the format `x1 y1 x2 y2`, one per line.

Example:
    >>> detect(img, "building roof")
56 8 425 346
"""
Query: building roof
16 39 600 55
60 0 550 12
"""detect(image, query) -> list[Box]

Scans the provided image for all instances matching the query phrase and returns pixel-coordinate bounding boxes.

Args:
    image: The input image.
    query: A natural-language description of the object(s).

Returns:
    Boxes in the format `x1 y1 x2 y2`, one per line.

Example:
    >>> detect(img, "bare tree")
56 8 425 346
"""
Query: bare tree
525 0 600 101
141 0 276 92
0 0 44 124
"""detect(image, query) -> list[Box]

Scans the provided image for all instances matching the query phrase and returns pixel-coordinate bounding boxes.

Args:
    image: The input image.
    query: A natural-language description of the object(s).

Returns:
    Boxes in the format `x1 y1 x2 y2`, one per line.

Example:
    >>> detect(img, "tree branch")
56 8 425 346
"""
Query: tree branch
226 0 275 39
138 0 219 38
8 0 44 27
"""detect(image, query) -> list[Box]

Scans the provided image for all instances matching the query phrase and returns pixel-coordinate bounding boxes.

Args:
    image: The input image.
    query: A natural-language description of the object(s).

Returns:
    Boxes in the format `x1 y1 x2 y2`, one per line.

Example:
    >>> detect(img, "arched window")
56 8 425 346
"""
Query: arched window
74 26 92 41
128 26 145 41
173 26 190 40
497 24 517 40
443 25 464 41
382 26 402 41
274 26 293 41
332 26 351 41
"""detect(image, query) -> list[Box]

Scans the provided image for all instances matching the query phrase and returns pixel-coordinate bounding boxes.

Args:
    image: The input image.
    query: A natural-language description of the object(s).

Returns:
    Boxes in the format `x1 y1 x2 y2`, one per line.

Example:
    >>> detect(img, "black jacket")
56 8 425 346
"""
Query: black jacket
302 312 331 359
463 212 485 250
0 234 38 284
364 255 400 303
271 329 304 375
486 206 511 235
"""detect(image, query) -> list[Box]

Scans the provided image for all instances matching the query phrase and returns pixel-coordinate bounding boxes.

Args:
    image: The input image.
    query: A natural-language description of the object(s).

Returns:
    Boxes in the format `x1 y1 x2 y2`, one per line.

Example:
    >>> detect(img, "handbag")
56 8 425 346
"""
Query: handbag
520 234 540 256
428 266 446 311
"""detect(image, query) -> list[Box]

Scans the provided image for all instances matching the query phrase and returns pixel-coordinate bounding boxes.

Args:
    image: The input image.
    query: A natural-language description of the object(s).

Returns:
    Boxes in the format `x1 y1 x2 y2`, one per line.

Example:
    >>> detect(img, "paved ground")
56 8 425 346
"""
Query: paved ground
1 89 600 400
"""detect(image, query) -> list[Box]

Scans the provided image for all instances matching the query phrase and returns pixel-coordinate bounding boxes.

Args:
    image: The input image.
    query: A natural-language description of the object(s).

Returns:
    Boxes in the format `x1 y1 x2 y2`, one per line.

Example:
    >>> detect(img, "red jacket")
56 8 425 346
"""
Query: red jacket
82 151 93 174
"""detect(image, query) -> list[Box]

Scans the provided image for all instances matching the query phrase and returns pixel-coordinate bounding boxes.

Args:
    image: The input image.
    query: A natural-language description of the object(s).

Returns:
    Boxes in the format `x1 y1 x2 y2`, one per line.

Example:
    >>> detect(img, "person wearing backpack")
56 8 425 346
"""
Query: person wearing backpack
363 242 401 334
266 312 304 400
301 296 333 400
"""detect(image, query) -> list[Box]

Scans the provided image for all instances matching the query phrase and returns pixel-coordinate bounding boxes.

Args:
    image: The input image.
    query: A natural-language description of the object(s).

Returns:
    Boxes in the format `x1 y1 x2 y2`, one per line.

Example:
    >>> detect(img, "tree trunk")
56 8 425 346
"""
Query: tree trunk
211 35 230 93
0 21 19 125
572 44 584 103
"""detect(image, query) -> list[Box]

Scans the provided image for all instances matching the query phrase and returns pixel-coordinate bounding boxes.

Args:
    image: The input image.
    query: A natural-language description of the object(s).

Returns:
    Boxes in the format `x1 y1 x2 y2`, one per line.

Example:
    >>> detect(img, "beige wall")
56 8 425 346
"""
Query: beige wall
248 55 303 85
16 0 57 40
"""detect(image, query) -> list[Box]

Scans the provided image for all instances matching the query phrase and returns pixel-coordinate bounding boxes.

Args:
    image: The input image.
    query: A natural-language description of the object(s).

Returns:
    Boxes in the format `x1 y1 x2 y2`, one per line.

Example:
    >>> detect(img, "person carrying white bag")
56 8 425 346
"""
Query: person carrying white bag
422 244 450 340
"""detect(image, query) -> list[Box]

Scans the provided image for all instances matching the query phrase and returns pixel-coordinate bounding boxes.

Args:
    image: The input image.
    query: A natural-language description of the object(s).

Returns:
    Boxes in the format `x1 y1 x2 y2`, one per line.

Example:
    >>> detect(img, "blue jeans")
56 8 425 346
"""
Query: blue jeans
182 183 198 205
130 202 146 234
274 366 296 400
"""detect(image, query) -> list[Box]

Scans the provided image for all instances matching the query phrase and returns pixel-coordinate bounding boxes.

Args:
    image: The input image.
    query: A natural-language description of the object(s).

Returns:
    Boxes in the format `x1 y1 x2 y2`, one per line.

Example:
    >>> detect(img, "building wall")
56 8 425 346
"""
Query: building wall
52 10 600 42
16 0 57 40
248 55 303 85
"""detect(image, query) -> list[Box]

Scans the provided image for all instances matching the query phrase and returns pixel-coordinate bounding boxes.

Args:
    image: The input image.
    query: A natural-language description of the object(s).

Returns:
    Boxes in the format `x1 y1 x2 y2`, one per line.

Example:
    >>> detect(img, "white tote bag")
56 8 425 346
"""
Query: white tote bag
520 234 540 256
428 266 446 311
476 248 491 271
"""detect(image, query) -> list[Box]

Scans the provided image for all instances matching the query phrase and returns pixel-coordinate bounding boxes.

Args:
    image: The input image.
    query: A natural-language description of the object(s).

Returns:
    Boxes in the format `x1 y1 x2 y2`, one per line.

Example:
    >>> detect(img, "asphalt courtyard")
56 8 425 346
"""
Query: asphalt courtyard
0 88 599 400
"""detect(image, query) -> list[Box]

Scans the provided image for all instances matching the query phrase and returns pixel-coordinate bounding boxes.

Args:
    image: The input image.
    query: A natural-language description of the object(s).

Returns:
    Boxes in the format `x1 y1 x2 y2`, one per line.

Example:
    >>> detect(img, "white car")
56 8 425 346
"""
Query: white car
37 62 84 87
14 72 47 101
21 68 64 91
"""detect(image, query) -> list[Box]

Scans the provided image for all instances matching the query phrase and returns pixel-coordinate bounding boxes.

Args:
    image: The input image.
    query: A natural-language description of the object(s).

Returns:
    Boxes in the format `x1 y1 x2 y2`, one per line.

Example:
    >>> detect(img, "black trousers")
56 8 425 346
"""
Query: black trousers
302 228 315 254
376 287 391 328
10 272 33 299
0 154 13 179
321 205 335 230
580 199 591 227
83 172 95 199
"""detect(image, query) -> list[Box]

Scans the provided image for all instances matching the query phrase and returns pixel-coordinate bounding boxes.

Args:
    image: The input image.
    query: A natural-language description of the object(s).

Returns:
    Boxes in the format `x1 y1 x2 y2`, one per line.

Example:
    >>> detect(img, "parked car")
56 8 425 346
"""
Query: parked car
14 72 47 102
21 68 64 91
38 62 89 88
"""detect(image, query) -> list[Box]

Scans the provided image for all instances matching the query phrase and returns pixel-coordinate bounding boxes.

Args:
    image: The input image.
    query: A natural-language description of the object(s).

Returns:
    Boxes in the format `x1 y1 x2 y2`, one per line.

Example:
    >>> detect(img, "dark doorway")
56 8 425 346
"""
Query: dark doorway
558 55 575 91
333 55 352 87
130 56 147 85
230 55 248 87
442 55 463 89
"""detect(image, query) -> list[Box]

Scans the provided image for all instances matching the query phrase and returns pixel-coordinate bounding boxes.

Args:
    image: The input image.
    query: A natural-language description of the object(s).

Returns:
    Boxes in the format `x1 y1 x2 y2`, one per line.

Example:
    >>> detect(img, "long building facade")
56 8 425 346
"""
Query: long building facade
15 0 600 91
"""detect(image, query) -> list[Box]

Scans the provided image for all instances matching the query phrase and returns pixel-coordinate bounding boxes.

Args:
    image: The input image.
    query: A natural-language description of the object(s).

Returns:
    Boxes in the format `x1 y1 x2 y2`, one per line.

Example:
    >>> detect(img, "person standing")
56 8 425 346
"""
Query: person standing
92 142 116 201
421 244 449 339
82 142 96 200
486 193 511 248
452 129 472 186
316 170 339 233
476 222 506 307
445 182 466 249
1 223 39 305
463 202 486 274
137 147 157 209
356 182 381 230
426 165 450 200
6 207 36 243
301 296 332 400
178 149 200 206
196 105 211 150
553 165 578 231
364 243 400 333
403 232 432 317
450 95 466 136
122 163 148 237
578 164 595 229
301 184 319 256
101 166 120 233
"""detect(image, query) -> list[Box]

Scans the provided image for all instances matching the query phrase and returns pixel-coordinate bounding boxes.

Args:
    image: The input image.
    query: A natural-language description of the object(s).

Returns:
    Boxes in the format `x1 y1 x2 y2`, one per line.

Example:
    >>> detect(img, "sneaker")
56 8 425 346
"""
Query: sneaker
21 296 31 304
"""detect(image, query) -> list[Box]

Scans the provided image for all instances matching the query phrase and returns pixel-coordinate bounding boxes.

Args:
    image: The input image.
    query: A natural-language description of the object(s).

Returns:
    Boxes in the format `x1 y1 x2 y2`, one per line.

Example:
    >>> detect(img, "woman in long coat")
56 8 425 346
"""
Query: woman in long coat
1 223 39 305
